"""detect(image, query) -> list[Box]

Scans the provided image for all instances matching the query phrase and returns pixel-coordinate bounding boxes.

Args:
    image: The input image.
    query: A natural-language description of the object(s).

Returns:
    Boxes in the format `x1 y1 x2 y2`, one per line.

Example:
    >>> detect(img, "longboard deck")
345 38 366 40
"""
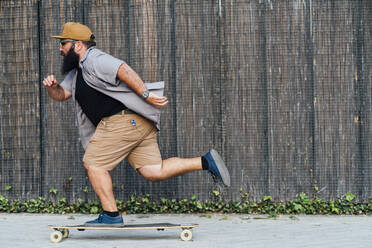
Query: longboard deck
48 223 199 230
48 223 199 243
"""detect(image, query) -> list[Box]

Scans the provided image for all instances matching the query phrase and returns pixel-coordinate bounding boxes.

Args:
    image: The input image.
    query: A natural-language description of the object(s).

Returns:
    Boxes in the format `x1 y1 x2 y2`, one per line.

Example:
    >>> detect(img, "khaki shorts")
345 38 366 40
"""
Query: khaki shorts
83 111 162 171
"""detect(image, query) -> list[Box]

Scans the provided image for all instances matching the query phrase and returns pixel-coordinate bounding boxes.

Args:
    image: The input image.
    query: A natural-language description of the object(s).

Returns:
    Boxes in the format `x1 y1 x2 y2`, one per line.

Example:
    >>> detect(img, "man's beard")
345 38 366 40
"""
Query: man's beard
61 45 80 75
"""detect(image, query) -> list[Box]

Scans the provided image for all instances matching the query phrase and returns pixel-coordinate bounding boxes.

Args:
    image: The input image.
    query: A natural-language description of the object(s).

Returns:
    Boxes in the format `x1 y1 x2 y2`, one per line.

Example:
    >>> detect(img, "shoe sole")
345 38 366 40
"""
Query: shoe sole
210 149 231 187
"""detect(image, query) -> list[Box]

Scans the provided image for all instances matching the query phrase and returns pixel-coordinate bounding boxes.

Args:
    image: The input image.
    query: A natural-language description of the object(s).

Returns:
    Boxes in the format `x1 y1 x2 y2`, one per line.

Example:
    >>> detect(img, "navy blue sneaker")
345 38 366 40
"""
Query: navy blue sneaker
84 213 124 227
204 149 231 187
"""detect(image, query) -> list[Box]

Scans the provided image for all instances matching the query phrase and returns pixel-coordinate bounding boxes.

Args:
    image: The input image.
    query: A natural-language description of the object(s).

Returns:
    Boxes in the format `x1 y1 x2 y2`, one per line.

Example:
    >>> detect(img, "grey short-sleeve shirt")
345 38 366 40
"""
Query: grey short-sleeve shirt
91 52 123 86
59 47 164 150
59 69 75 93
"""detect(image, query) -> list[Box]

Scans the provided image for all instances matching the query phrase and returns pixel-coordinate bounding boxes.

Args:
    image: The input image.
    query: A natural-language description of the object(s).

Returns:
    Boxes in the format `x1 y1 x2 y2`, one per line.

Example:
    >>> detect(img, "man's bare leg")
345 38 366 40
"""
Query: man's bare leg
138 157 203 182
84 163 118 212
138 149 230 187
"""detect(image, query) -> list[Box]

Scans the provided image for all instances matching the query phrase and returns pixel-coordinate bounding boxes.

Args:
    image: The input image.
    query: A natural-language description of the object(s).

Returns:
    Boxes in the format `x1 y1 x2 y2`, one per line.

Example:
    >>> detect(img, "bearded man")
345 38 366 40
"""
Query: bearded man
43 22 230 226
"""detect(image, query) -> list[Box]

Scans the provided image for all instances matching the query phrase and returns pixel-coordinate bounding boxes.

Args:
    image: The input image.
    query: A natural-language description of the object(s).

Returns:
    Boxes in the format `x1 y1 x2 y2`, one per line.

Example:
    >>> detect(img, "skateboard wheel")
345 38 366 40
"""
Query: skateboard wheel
50 231 63 243
180 229 193 241
62 229 69 238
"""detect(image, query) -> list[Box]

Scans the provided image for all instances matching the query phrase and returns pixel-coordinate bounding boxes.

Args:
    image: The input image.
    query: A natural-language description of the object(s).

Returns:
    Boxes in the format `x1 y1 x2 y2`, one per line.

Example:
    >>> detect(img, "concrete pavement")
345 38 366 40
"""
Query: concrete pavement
0 213 371 248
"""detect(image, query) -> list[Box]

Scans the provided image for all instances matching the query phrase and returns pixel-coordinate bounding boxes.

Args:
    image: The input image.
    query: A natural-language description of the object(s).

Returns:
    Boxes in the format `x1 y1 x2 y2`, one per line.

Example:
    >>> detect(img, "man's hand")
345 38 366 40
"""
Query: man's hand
42 75 58 88
42 75 71 101
146 92 168 108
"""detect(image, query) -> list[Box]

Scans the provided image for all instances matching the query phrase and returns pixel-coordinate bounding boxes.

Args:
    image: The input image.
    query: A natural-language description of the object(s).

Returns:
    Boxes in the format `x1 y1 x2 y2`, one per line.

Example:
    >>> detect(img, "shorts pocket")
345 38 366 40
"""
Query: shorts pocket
122 114 154 141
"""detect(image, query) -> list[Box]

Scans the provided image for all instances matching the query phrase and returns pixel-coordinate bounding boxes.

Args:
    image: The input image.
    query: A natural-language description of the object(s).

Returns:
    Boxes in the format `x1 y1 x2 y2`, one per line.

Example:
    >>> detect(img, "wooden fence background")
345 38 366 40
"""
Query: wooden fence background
0 0 371 202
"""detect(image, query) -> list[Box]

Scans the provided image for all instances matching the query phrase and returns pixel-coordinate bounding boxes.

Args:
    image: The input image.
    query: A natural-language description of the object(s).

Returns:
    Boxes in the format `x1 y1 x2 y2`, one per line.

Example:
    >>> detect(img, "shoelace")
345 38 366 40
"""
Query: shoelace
97 214 104 223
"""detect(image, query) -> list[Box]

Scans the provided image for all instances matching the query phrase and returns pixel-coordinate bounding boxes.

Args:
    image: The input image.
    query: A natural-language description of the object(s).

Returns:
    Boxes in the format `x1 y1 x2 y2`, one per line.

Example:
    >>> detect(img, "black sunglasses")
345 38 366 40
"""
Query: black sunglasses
59 39 77 47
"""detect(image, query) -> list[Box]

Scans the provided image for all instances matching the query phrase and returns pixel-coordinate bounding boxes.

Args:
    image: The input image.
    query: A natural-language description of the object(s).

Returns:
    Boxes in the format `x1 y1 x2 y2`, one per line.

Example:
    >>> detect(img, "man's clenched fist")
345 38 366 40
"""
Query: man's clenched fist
43 75 58 88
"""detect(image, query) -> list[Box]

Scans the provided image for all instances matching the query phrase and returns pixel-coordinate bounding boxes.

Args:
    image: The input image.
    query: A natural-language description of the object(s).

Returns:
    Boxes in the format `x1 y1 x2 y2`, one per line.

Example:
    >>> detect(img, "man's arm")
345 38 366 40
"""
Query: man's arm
116 63 168 108
42 75 72 101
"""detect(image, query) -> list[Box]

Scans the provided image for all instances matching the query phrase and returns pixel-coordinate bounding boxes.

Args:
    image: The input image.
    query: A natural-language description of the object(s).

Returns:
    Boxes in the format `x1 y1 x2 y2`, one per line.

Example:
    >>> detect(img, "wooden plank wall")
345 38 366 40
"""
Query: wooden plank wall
0 0 371 202
0 0 41 199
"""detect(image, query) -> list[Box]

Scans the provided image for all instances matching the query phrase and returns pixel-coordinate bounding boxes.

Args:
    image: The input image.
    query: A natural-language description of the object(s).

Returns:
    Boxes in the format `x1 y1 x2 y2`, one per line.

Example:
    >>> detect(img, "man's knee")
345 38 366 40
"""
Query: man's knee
84 162 107 172
137 164 163 182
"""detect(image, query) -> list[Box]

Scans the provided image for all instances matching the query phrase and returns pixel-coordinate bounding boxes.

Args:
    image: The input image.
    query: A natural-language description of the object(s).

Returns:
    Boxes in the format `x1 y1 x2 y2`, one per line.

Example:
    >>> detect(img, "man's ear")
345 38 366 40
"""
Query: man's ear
74 41 84 53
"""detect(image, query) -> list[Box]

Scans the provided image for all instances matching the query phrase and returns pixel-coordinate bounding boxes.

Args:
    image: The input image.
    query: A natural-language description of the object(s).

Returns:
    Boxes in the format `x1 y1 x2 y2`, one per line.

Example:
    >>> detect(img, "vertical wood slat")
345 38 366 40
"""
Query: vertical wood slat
174 1 222 200
265 1 314 200
221 0 269 201
0 0 41 199
360 1 372 202
355 0 372 201
312 1 360 200
39 0 87 201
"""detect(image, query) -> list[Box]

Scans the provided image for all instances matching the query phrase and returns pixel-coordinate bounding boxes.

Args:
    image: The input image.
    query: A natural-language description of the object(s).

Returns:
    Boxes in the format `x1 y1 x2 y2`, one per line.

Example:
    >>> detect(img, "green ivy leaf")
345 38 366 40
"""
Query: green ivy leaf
263 196 272 202
49 188 58 195
345 193 355 202
213 190 220 197
293 203 303 212
90 206 99 214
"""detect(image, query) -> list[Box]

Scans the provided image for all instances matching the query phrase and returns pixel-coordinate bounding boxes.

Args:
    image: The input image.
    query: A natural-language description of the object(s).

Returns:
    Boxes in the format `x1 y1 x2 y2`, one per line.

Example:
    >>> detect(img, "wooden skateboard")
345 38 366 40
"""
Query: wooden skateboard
48 223 199 243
